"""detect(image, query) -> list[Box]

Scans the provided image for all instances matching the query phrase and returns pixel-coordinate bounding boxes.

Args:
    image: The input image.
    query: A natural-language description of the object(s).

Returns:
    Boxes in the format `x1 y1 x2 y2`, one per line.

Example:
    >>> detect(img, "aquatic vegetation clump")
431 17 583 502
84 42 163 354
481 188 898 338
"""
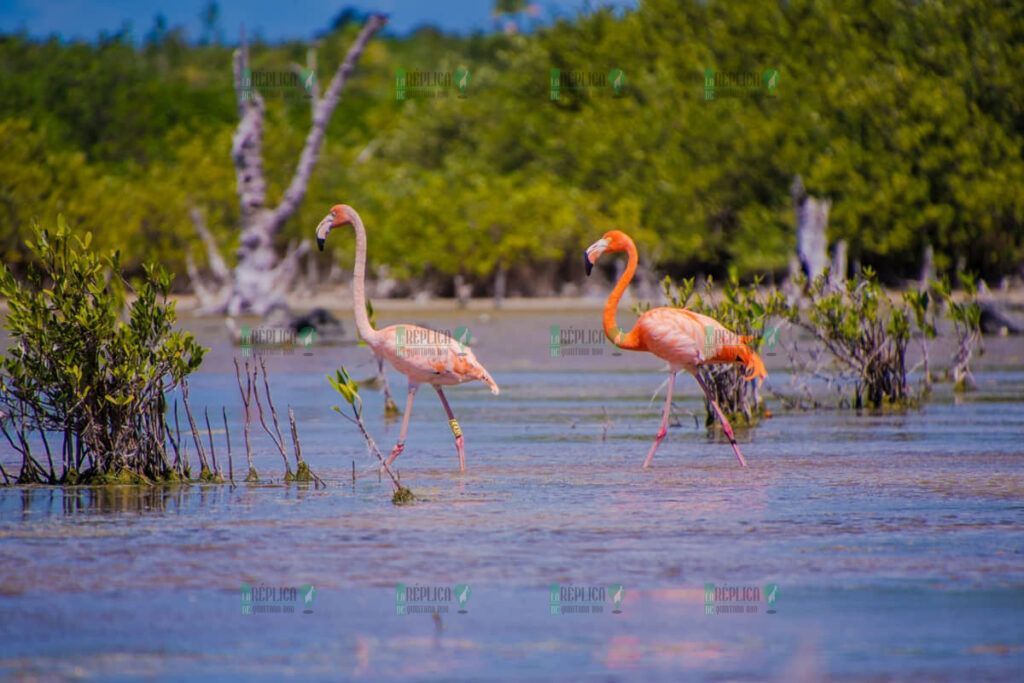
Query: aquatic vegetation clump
198 467 224 484
82 468 152 486
794 267 912 409
392 487 415 505
291 461 315 483
0 219 205 485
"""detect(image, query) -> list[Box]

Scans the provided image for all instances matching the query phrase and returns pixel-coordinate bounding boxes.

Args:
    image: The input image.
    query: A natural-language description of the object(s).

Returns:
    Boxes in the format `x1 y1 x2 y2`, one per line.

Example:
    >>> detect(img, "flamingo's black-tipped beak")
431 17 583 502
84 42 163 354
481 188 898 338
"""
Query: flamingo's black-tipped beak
315 214 334 252
583 237 609 276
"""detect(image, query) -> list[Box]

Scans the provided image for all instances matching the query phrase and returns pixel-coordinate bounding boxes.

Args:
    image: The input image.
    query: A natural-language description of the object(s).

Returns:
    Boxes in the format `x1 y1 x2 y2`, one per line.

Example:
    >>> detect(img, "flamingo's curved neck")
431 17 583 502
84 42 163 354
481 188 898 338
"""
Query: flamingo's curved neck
603 239 641 349
349 210 380 346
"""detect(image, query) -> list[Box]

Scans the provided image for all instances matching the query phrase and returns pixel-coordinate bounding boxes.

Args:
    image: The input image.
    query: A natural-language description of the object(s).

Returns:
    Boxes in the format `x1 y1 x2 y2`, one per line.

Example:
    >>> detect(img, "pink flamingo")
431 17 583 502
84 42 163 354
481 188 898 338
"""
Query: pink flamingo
585 230 766 468
316 204 499 472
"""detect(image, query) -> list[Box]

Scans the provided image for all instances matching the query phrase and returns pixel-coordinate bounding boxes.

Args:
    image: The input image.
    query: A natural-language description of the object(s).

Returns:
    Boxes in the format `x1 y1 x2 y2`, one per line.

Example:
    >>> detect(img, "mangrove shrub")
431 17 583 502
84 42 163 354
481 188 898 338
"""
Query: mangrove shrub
795 268 912 409
0 218 206 483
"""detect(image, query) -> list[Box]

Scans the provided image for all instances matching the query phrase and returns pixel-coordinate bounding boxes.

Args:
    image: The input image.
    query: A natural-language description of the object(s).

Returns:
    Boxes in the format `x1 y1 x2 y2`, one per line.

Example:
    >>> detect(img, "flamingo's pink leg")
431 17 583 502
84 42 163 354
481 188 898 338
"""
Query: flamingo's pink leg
384 383 418 469
434 386 466 472
693 372 748 467
643 372 677 469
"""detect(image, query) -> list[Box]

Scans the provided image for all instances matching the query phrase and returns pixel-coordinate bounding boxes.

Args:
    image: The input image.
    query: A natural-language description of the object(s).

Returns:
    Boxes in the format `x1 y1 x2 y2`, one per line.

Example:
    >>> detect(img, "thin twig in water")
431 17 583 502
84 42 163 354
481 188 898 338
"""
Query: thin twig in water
257 356 294 467
334 401 402 491
204 407 220 478
233 358 257 480
223 406 235 487
172 399 185 476
180 381 210 474
250 362 292 477
670 401 701 429
288 405 325 488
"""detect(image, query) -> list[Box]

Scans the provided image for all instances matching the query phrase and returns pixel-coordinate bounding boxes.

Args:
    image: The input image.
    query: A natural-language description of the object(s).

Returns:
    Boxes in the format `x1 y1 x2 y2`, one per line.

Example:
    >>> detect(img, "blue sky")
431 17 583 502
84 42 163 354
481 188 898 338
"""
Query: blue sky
0 1 636 41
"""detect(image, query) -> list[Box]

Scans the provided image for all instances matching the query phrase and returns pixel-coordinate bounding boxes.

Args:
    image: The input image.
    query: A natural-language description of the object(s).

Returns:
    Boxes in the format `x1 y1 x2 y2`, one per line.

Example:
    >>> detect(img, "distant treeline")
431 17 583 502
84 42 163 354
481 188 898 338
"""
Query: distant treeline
0 0 1021 294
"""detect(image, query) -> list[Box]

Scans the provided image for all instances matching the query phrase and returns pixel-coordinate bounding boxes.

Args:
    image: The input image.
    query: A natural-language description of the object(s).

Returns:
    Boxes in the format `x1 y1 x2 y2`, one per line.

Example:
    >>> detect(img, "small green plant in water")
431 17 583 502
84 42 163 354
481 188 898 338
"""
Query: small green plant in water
328 367 411 503
392 487 415 504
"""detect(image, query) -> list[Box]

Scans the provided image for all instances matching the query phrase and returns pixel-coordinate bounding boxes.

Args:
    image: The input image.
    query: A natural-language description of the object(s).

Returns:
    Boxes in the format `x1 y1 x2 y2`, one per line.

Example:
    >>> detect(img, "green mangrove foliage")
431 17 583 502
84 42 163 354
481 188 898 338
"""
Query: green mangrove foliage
661 273 788 425
656 267 993 421
793 269 913 409
328 367 413 504
0 219 206 484
2 1 1022 289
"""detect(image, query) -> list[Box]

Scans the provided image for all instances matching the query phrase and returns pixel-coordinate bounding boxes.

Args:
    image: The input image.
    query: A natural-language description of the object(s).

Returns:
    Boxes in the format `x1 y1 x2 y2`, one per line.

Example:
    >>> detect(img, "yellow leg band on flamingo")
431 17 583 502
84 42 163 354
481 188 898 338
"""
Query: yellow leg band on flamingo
449 419 462 438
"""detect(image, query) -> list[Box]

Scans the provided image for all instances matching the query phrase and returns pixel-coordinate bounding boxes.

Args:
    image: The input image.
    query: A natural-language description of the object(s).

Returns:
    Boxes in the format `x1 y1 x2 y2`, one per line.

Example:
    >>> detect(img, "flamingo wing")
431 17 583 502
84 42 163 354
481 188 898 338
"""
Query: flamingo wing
638 307 765 380
635 307 709 370
377 324 499 394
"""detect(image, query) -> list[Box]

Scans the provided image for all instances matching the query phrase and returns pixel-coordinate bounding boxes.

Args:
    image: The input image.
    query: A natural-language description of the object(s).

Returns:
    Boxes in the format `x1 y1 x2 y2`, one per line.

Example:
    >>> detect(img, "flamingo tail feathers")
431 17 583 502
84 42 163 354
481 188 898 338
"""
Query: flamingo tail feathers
477 367 500 395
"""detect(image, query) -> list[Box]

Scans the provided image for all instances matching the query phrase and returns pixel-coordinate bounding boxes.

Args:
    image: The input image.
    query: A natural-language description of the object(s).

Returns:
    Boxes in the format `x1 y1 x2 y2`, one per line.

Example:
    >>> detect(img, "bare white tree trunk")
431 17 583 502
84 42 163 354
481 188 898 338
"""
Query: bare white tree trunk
493 267 507 309
920 244 935 291
190 15 386 316
454 274 471 308
791 175 831 282
830 239 847 288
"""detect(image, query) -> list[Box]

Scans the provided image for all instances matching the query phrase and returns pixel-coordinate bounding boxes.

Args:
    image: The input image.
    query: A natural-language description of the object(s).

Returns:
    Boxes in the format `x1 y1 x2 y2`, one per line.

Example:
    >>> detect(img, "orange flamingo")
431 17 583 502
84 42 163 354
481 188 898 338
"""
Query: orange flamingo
585 230 766 468
316 204 499 472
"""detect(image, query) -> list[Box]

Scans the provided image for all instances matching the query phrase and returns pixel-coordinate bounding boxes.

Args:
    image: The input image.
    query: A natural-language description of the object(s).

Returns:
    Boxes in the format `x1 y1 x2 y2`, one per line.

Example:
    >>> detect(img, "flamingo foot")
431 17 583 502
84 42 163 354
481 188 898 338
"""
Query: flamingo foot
694 373 750 469
715 410 748 467
455 435 466 473
642 427 668 470
729 439 748 468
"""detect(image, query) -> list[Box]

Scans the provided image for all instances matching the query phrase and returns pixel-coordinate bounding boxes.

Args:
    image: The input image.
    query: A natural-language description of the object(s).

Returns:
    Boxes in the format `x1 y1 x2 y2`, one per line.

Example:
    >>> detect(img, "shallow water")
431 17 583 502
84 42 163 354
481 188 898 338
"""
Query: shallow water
1 309 1023 681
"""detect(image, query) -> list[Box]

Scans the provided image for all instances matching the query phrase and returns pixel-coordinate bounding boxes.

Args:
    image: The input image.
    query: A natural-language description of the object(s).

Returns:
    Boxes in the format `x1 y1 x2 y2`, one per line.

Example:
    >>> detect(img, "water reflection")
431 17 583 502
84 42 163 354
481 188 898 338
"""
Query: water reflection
2 484 233 519
0 478 337 521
